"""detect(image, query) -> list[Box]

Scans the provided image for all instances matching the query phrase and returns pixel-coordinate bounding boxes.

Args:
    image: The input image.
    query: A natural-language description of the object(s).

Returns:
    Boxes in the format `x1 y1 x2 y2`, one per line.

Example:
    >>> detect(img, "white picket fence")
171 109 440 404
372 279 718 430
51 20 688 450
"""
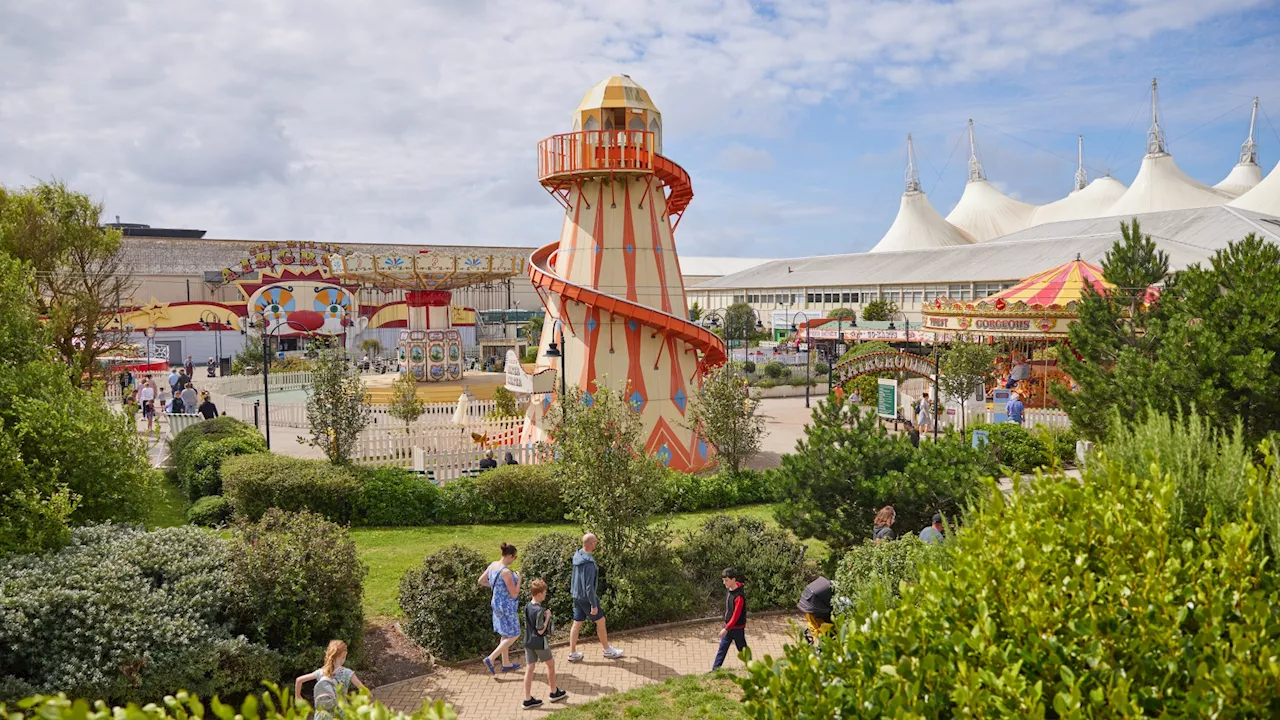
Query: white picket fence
412 443 544 483
353 417 527 468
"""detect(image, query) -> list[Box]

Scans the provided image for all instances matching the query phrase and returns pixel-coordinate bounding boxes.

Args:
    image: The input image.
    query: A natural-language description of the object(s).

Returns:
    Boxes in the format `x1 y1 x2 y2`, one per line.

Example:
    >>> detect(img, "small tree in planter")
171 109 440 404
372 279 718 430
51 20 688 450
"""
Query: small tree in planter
939 339 997 432
387 372 424 431
685 363 765 474
305 339 371 464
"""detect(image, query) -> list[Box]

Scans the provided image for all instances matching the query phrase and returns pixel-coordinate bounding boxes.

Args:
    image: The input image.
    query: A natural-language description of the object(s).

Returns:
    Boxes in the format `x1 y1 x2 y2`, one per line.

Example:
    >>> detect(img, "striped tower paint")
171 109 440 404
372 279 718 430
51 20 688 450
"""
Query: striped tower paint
524 76 726 471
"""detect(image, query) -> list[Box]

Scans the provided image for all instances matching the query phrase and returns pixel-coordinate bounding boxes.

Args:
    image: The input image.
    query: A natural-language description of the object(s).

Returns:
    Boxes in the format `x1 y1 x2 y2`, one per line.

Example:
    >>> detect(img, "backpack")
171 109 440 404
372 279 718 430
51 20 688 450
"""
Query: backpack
313 674 338 712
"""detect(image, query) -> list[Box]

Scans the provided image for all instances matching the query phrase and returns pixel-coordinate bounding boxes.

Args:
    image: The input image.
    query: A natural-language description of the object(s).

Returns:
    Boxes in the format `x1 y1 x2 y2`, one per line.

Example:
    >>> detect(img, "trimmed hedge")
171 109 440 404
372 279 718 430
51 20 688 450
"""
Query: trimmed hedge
475 464 565 523
399 545 493 662
678 514 815 613
222 455 361 523
170 418 267 500
518 532 581 623
661 469 776 512
353 467 442 526
186 495 232 527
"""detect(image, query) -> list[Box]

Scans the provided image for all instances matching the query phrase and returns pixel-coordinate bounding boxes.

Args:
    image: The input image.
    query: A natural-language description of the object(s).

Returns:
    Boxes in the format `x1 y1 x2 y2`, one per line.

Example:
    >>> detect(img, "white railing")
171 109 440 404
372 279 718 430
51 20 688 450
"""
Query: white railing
166 413 206 438
353 416 527 468
978 408 1071 429
412 443 544 482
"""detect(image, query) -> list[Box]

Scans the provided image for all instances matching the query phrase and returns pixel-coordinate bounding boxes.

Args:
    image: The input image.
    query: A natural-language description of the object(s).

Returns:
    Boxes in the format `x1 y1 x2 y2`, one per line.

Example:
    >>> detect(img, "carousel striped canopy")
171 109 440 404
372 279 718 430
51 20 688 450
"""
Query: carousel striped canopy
988 258 1110 308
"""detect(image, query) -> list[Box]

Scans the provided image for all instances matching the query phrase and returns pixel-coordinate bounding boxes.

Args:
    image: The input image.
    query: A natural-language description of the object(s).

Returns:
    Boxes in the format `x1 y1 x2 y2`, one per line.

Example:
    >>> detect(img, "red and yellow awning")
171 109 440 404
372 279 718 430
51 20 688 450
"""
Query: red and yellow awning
989 259 1109 308
924 258 1111 337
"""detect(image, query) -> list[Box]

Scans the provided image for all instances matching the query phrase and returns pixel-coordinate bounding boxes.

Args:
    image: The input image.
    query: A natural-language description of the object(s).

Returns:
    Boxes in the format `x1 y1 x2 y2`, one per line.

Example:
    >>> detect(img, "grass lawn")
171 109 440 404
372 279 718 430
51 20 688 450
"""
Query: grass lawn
145 474 190 529
353 504 828 619
551 672 745 719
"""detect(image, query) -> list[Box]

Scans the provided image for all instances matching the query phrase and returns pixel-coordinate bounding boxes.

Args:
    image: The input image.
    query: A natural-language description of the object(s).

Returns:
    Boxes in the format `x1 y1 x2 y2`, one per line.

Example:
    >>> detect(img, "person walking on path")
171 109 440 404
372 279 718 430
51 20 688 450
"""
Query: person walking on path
478 543 522 675
139 380 156 434
919 513 945 543
520 579 568 711
207 357 217 378
873 506 896 542
711 568 748 671
295 640 366 720
797 575 833 643
168 368 180 394
184 355 195 379
568 533 624 662
180 384 197 412
197 392 219 420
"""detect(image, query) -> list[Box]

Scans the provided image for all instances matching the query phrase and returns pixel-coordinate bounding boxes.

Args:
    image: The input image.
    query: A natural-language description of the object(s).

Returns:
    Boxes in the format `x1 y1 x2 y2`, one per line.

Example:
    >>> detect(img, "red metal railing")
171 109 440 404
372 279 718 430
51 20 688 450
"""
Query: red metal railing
537 130 657 180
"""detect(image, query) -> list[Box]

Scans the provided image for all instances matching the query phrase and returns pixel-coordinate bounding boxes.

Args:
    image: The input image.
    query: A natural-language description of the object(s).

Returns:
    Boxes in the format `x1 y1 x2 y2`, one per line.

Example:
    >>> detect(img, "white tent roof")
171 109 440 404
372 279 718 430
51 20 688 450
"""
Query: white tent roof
1105 153 1231 216
1229 160 1280 215
870 190 975 253
1214 163 1263 198
945 179 1036 242
1029 176 1128 226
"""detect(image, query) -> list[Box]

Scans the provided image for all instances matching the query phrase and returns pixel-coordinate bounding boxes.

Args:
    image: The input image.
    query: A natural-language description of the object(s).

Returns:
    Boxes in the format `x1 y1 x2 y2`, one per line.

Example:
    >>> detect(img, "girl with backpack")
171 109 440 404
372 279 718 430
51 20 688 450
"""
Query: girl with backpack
295 640 366 720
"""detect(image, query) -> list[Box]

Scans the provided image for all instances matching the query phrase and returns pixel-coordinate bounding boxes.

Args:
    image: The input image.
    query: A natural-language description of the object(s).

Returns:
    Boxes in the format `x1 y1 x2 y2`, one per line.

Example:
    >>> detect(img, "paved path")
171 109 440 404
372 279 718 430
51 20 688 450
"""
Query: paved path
373 614 798 719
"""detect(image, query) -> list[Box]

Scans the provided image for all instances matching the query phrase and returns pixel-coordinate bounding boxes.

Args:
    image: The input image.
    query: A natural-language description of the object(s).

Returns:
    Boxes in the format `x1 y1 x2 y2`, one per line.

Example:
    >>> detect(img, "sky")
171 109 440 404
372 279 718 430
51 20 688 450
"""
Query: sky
2 0 1279 258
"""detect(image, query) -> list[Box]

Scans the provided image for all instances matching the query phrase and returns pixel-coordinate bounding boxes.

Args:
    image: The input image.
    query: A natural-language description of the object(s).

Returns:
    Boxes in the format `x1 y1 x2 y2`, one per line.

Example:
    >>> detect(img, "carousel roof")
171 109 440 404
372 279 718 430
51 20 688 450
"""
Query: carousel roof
985 258 1109 308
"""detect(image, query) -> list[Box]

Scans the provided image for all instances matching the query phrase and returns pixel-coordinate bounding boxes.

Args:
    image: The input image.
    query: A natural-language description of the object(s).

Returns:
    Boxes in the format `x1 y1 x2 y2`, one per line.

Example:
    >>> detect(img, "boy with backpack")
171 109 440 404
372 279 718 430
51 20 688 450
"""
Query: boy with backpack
711 567 748 671
521 579 568 710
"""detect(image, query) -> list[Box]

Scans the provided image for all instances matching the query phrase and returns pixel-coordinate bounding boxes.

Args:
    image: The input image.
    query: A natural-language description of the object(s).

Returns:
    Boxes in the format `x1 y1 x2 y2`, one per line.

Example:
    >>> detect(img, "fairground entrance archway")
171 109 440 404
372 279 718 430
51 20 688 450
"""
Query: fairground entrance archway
831 350 937 385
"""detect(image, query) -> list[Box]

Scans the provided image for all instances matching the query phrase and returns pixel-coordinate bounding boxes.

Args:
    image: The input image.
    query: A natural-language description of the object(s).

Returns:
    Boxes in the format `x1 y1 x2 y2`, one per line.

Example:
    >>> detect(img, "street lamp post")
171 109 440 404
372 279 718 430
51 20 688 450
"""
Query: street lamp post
243 312 312 450
199 311 236 377
786 311 813 409
543 318 568 399
827 311 857 394
144 325 157 381
703 308 763 371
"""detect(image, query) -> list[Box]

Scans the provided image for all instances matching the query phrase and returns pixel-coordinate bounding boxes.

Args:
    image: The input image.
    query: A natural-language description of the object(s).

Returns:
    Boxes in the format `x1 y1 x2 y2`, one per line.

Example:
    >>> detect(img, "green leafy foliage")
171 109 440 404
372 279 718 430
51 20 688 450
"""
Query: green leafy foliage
938 340 996 431
598 533 698 632
518 532 581 622
773 398 989 551
814 361 830 376
660 469 776 512
833 537 947 617
353 467 443 527
387 373 425 428
228 510 366 677
1 686 456 720
474 464 565 523
685 363 765 474
973 422 1051 473
860 299 897 322
433 478 490 525
762 362 787 379
170 417 268 500
742 360 756 374
741 411 1280 717
836 341 894 403
489 386 520 418
399 545 493 662
221 454 361 523
303 341 370 464
186 495 232 527
677 515 815 612
723 302 760 347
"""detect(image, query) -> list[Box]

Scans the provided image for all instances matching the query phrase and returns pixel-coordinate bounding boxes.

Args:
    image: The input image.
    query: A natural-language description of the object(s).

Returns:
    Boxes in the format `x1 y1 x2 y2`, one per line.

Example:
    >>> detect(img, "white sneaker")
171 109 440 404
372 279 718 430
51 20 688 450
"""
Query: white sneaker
603 647 625 659
567 652 584 663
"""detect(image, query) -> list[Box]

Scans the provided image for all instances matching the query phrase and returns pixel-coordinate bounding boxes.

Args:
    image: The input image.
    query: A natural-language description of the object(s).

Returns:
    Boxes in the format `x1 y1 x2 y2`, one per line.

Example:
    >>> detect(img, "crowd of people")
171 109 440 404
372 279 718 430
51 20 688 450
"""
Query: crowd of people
117 356 220 436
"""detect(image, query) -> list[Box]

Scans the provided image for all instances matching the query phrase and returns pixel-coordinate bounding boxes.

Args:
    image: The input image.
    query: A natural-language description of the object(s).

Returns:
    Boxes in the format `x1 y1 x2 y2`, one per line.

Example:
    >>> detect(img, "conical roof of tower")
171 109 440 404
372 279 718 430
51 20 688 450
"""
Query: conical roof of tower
1229 160 1280 215
1105 153 1231 216
1213 163 1263 198
1029 176 1129 226
576 75 660 114
945 179 1036 242
871 190 975 253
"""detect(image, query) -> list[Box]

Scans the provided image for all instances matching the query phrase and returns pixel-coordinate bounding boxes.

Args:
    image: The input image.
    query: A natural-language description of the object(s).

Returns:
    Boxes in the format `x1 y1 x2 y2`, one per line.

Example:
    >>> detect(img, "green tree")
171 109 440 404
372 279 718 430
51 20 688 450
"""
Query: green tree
358 338 383 357
837 340 894 403
828 307 857 320
688 300 704 323
489 386 520 418
0 252 152 556
724 302 758 347
772 397 988 551
544 380 665 555
861 299 898 322
938 340 997 432
387 372 424 430
1056 220 1169 439
524 313 545 344
684 363 765 474
0 181 136 387
304 340 371 464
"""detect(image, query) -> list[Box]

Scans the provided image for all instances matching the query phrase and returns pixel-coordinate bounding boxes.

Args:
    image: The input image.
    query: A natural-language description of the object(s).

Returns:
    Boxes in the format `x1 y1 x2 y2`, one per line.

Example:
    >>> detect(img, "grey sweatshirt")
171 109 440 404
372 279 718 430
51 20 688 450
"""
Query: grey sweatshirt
571 549 599 606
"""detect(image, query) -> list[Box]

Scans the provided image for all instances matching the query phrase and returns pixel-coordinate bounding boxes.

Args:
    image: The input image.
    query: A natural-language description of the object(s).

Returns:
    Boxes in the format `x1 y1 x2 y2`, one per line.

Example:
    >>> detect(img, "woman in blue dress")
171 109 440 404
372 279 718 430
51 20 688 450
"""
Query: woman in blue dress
478 542 522 674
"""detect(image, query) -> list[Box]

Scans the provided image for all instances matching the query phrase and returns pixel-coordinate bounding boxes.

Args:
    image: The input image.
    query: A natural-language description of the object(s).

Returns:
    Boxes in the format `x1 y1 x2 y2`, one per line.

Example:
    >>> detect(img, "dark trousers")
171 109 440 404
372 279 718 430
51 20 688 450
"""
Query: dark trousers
712 628 747 670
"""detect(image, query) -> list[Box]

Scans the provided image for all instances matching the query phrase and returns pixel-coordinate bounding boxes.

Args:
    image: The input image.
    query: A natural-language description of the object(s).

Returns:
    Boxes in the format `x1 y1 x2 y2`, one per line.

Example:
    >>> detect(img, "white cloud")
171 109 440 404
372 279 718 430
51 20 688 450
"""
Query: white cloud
717 144 775 171
0 0 1270 254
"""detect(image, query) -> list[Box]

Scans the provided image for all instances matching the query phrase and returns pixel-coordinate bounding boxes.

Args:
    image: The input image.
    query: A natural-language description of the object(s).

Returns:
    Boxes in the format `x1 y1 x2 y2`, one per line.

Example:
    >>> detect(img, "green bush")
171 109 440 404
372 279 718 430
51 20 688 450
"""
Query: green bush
222 454 360 523
399 544 493 662
741 412 1280 717
435 477 490 525
742 360 757 374
678 515 815 613
660 469 775 512
977 422 1050 473
833 537 947 617
1 687 456 720
353 467 442 526
170 418 267 500
762 361 786 379
186 495 233 527
0 525 278 703
598 535 698 632
814 362 830 376
519 532 581 622
474 464 565 523
227 510 366 677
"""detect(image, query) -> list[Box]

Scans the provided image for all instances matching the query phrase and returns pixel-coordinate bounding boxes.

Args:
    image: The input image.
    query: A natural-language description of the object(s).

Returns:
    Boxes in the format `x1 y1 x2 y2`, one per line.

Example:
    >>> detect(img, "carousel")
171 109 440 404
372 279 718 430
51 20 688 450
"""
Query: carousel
922 257 1110 408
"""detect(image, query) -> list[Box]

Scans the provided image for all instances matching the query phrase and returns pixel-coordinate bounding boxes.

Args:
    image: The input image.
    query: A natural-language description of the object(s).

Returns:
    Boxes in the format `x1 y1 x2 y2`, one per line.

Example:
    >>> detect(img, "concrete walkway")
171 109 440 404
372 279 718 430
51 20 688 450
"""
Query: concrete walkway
373 614 797 719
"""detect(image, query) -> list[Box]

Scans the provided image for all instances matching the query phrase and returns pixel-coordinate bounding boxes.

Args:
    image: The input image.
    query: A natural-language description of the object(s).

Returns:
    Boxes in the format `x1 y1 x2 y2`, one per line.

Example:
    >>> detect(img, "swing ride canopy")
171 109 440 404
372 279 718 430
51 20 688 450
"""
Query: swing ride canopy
326 249 527 290
923 258 1114 338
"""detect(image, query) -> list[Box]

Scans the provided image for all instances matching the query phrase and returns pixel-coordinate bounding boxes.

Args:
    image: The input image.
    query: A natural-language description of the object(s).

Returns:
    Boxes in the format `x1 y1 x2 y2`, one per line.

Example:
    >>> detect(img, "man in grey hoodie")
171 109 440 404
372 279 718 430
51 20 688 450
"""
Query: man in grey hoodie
567 533 625 662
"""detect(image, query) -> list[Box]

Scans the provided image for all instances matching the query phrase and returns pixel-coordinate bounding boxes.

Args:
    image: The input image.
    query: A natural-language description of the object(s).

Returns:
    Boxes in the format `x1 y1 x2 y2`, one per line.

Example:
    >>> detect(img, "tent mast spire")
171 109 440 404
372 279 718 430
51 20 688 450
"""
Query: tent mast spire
905 133 921 193
966 119 985 182
1074 134 1088 191
1146 78 1166 156
1238 97 1259 166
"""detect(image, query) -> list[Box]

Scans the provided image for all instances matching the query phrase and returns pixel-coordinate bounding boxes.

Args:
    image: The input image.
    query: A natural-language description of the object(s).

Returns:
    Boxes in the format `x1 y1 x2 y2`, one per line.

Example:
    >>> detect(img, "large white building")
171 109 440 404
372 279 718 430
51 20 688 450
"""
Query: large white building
690 81 1280 327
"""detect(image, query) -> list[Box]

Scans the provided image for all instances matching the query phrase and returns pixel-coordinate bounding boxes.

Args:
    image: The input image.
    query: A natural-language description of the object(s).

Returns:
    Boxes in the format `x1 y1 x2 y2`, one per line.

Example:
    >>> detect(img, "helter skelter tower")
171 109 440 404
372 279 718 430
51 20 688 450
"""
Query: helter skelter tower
525 76 726 471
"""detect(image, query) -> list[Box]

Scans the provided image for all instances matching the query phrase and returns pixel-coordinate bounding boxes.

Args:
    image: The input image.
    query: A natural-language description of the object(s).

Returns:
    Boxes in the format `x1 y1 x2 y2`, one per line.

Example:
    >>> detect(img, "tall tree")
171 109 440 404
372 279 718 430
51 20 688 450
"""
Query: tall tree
305 340 371 464
828 307 857 320
684 363 765 474
688 300 704 323
938 340 997 432
0 181 136 387
861 299 898 322
1056 220 1169 439
724 302 758 346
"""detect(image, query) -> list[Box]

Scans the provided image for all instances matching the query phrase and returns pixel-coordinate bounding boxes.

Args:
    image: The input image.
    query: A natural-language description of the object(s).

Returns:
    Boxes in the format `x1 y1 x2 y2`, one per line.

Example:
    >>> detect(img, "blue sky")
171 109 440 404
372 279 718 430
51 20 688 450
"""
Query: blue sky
1 0 1277 257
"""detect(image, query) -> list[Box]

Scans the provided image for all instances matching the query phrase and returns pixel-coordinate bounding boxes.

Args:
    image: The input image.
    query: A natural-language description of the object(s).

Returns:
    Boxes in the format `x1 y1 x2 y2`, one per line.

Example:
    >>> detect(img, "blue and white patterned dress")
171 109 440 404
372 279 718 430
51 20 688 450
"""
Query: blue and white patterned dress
488 565 520 638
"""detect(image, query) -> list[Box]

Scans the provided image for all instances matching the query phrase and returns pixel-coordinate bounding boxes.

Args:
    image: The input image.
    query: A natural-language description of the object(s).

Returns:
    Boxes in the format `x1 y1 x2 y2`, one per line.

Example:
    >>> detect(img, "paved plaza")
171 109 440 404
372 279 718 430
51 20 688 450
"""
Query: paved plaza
373 614 798 719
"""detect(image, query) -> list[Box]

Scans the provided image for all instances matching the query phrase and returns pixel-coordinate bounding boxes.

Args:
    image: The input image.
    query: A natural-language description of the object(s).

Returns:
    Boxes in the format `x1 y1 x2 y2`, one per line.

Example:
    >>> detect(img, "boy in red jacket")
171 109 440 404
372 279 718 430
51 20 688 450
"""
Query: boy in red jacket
712 568 748 671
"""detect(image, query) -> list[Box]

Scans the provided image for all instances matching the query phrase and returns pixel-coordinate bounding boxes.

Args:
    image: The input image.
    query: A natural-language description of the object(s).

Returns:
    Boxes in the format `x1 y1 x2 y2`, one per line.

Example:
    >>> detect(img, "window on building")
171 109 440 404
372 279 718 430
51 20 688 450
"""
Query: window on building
959 287 972 301
822 293 833 303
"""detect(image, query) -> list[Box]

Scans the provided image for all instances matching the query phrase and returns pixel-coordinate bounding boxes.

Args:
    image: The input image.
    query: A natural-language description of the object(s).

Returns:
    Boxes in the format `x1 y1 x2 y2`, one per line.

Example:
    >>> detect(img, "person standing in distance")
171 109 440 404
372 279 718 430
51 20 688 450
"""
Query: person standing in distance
567 533 624 662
